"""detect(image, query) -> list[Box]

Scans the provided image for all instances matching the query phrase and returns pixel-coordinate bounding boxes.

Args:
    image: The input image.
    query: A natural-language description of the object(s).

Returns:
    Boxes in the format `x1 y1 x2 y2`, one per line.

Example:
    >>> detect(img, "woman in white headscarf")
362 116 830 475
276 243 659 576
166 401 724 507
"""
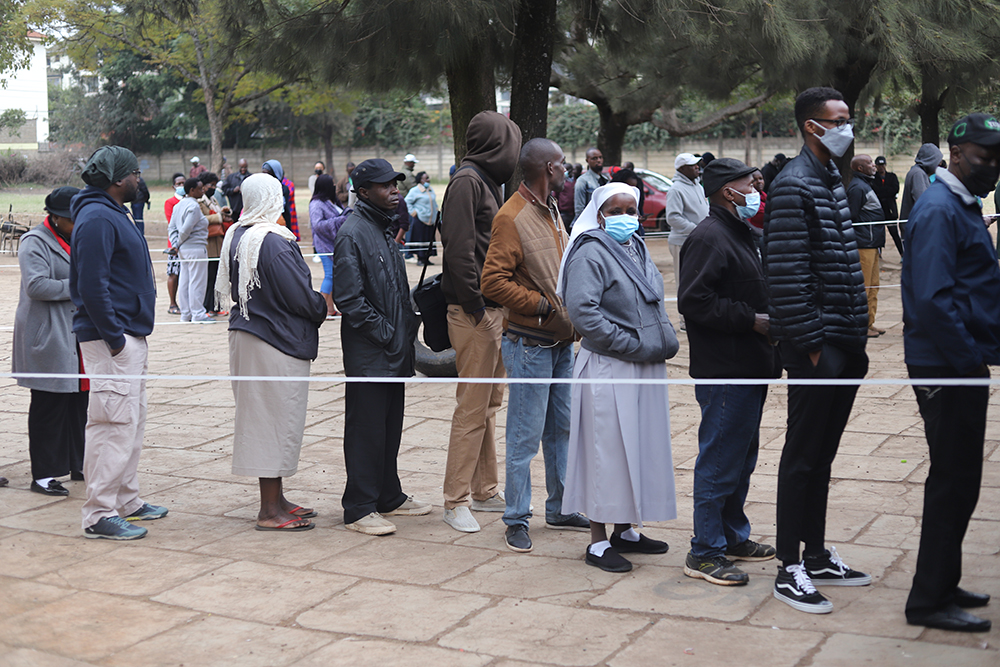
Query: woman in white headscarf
558 183 680 573
216 173 328 531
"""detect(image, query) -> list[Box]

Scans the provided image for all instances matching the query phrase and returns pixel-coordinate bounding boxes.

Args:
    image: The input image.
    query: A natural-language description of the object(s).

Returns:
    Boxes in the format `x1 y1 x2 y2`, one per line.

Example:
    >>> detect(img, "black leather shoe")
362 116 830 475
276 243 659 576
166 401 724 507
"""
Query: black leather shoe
954 587 990 609
907 603 991 632
30 480 69 496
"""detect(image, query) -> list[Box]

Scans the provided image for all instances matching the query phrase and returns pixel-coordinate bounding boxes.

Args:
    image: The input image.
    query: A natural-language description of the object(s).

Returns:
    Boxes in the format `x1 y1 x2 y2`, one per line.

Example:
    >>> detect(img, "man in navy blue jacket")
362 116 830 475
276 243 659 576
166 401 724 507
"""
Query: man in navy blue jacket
70 146 165 541
902 113 1000 632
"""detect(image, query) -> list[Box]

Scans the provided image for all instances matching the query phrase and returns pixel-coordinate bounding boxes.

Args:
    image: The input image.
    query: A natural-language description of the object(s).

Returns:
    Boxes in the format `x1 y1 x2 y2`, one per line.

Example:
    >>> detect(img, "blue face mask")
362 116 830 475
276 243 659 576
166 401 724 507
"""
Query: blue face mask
732 188 761 221
603 214 639 243
175 186 185 196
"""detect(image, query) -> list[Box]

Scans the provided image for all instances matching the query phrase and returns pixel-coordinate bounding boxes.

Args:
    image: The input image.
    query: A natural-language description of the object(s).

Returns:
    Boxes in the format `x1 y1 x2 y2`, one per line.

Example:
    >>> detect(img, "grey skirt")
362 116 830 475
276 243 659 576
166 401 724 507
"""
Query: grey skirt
229 329 310 477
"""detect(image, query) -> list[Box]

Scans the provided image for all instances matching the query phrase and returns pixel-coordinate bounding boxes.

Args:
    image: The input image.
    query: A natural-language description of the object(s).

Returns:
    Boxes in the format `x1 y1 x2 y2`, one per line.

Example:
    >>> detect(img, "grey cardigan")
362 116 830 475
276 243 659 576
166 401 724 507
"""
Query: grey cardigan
563 230 679 364
12 224 83 393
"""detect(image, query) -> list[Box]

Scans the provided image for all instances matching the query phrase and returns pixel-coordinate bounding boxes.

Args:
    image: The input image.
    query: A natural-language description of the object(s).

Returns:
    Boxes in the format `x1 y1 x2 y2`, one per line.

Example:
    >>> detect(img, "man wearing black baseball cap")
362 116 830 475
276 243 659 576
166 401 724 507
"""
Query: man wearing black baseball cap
678 158 779 587
871 155 904 255
901 113 1000 632
333 158 431 536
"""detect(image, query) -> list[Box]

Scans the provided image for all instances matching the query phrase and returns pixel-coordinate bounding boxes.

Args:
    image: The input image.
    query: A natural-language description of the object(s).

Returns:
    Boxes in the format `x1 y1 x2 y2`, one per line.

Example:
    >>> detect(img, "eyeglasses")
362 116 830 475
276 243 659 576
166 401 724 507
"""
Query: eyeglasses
810 117 854 128
131 169 142 177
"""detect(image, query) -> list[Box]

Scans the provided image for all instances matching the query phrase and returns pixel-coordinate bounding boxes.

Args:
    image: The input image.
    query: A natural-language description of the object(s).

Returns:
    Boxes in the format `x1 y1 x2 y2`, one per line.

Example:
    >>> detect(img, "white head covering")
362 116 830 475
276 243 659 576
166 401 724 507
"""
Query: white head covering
556 183 640 298
214 173 297 318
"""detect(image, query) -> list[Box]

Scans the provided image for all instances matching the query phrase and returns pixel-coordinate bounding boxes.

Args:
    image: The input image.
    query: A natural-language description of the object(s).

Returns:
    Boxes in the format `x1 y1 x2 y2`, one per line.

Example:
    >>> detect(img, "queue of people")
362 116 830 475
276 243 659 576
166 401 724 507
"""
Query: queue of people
8 95 1000 634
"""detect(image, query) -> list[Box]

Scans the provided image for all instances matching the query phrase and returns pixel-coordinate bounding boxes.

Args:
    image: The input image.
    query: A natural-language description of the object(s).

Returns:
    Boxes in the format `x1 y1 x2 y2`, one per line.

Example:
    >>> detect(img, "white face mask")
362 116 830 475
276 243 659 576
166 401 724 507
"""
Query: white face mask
812 121 855 158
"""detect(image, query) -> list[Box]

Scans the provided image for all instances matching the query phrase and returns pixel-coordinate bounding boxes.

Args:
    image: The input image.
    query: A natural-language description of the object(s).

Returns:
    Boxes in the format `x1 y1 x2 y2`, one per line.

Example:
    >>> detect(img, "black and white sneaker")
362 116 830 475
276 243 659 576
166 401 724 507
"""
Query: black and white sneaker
805 546 871 586
774 563 833 614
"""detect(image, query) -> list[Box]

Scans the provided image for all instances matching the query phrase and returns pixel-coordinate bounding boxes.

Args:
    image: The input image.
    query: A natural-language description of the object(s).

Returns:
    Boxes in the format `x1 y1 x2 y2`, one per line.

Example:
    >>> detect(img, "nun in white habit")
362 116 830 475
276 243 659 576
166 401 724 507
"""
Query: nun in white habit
216 173 328 531
558 183 680 573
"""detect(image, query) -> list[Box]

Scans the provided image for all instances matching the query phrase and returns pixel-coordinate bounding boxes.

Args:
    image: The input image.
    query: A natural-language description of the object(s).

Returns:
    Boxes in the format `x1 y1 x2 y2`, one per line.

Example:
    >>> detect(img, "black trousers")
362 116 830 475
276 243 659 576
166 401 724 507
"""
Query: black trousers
905 365 988 617
204 254 219 313
342 382 408 524
776 344 868 563
28 389 88 480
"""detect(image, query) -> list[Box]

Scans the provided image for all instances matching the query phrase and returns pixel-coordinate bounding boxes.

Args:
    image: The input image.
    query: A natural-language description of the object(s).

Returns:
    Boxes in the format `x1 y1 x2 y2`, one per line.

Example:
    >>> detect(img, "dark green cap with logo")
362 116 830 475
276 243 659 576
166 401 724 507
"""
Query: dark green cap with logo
947 113 1000 147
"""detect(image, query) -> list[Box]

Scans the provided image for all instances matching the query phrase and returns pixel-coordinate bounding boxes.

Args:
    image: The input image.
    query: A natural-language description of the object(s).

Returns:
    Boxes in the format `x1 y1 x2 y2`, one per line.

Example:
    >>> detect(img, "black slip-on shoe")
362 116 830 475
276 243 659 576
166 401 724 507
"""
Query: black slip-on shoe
30 480 69 496
954 587 990 609
610 532 668 554
907 604 991 632
585 546 632 573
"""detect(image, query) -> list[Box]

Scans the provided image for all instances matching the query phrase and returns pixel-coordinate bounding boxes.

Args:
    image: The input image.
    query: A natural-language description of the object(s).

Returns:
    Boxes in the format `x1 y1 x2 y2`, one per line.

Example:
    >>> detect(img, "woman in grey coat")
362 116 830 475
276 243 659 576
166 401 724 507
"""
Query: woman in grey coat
12 187 88 496
558 183 680 573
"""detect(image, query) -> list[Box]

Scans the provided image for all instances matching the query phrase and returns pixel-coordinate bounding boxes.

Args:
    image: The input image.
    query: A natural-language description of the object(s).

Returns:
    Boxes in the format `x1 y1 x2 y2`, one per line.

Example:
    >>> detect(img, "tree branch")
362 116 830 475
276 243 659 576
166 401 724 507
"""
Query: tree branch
651 91 775 137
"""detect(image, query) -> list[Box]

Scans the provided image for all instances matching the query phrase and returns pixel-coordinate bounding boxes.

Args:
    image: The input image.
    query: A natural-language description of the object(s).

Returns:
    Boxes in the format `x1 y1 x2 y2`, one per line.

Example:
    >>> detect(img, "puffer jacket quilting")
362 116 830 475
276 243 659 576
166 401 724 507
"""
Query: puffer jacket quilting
762 147 869 353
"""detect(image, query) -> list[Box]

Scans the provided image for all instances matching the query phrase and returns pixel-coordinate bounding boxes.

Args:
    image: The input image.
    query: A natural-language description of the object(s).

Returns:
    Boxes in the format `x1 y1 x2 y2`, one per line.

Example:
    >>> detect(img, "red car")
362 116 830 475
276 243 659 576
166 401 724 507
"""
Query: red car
604 167 673 230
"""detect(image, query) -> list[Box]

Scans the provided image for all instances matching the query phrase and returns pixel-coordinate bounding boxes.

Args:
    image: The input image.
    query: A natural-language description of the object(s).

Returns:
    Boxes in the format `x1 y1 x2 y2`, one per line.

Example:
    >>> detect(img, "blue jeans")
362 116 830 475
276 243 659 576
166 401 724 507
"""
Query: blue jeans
320 255 334 294
690 383 767 557
501 337 573 528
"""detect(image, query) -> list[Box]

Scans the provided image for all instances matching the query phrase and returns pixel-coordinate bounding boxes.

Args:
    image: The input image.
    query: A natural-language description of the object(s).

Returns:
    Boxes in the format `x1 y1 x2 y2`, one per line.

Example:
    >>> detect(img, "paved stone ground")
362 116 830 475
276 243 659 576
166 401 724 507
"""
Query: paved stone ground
0 236 998 667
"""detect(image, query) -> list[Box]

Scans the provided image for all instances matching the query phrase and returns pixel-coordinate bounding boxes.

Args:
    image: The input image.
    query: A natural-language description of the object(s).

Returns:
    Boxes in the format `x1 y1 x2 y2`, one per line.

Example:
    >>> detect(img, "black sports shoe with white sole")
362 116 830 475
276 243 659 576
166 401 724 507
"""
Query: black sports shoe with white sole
805 546 871 586
774 563 832 614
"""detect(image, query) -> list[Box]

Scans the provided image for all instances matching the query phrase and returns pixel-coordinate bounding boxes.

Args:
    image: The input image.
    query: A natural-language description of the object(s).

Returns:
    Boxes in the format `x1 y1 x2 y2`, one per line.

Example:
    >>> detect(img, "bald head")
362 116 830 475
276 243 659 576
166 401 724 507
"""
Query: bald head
520 138 561 177
520 138 567 194
851 154 875 176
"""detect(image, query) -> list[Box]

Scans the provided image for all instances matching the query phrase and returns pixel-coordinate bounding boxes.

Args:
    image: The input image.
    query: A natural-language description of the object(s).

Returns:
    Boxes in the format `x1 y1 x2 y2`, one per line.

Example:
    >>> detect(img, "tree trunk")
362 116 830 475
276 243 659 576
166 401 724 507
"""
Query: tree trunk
506 0 557 195
830 58 877 183
916 65 948 147
509 0 556 143
596 103 629 166
205 95 225 176
446 54 496 166
322 124 334 180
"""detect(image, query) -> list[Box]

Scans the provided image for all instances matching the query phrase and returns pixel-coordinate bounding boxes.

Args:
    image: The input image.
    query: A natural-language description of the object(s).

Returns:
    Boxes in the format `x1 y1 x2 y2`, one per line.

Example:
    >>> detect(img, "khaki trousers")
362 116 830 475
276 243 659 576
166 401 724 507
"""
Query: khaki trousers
858 248 880 330
444 305 504 509
669 243 684 325
79 334 148 528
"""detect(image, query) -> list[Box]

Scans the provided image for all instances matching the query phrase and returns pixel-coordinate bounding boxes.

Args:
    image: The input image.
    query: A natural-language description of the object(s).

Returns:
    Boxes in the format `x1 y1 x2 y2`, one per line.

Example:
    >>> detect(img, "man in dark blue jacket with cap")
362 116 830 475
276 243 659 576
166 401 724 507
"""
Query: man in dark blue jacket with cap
902 113 1000 633
70 145 165 541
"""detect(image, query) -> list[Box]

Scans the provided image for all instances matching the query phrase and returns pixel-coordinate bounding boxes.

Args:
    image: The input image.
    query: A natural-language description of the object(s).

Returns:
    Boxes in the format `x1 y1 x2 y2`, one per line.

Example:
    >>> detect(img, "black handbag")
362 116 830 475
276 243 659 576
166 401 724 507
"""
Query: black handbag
412 217 452 352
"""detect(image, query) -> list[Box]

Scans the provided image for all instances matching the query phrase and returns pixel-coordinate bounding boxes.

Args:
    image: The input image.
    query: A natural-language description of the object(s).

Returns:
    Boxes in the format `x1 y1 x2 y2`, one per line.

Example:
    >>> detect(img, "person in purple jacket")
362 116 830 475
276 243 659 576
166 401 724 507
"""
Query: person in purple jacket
309 174 351 317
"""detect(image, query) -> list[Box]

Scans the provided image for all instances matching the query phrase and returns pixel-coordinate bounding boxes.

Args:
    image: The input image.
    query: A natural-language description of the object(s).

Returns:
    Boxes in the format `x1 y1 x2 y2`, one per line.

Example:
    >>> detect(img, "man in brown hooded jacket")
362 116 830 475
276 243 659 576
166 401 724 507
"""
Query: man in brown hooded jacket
440 111 520 533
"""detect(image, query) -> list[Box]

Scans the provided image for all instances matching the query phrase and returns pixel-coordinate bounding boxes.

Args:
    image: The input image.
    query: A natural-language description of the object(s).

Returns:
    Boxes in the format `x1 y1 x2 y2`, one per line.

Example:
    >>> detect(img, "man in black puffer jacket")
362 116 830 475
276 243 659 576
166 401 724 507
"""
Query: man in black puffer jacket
763 87 871 615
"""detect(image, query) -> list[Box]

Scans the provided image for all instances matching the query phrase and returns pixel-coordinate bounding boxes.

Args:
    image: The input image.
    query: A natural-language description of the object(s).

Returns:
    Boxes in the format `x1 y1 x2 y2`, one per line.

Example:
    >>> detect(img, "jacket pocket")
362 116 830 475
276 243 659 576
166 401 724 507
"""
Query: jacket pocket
89 378 133 424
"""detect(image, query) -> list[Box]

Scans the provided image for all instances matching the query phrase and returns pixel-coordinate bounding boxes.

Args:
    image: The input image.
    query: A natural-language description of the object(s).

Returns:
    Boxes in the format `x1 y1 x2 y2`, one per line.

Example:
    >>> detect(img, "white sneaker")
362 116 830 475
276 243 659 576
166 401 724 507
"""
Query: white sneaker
443 506 481 533
471 492 506 512
383 495 432 516
346 512 396 536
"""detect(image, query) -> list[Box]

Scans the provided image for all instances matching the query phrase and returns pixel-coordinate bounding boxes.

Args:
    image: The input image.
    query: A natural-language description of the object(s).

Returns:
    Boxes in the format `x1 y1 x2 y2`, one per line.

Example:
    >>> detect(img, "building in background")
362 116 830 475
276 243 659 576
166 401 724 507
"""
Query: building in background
0 31 50 151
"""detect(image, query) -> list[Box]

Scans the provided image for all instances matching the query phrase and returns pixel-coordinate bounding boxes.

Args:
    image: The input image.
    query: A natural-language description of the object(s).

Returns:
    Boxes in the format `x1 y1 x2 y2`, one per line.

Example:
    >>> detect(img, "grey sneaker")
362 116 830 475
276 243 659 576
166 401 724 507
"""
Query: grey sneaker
726 539 776 562
125 503 169 522
84 516 148 540
471 492 506 512
443 506 481 533
684 552 749 586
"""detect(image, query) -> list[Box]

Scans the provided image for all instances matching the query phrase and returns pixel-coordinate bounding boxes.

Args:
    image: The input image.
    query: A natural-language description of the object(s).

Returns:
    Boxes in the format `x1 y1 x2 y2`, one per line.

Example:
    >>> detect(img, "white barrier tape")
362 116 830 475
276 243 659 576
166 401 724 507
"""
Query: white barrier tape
0 371 995 387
